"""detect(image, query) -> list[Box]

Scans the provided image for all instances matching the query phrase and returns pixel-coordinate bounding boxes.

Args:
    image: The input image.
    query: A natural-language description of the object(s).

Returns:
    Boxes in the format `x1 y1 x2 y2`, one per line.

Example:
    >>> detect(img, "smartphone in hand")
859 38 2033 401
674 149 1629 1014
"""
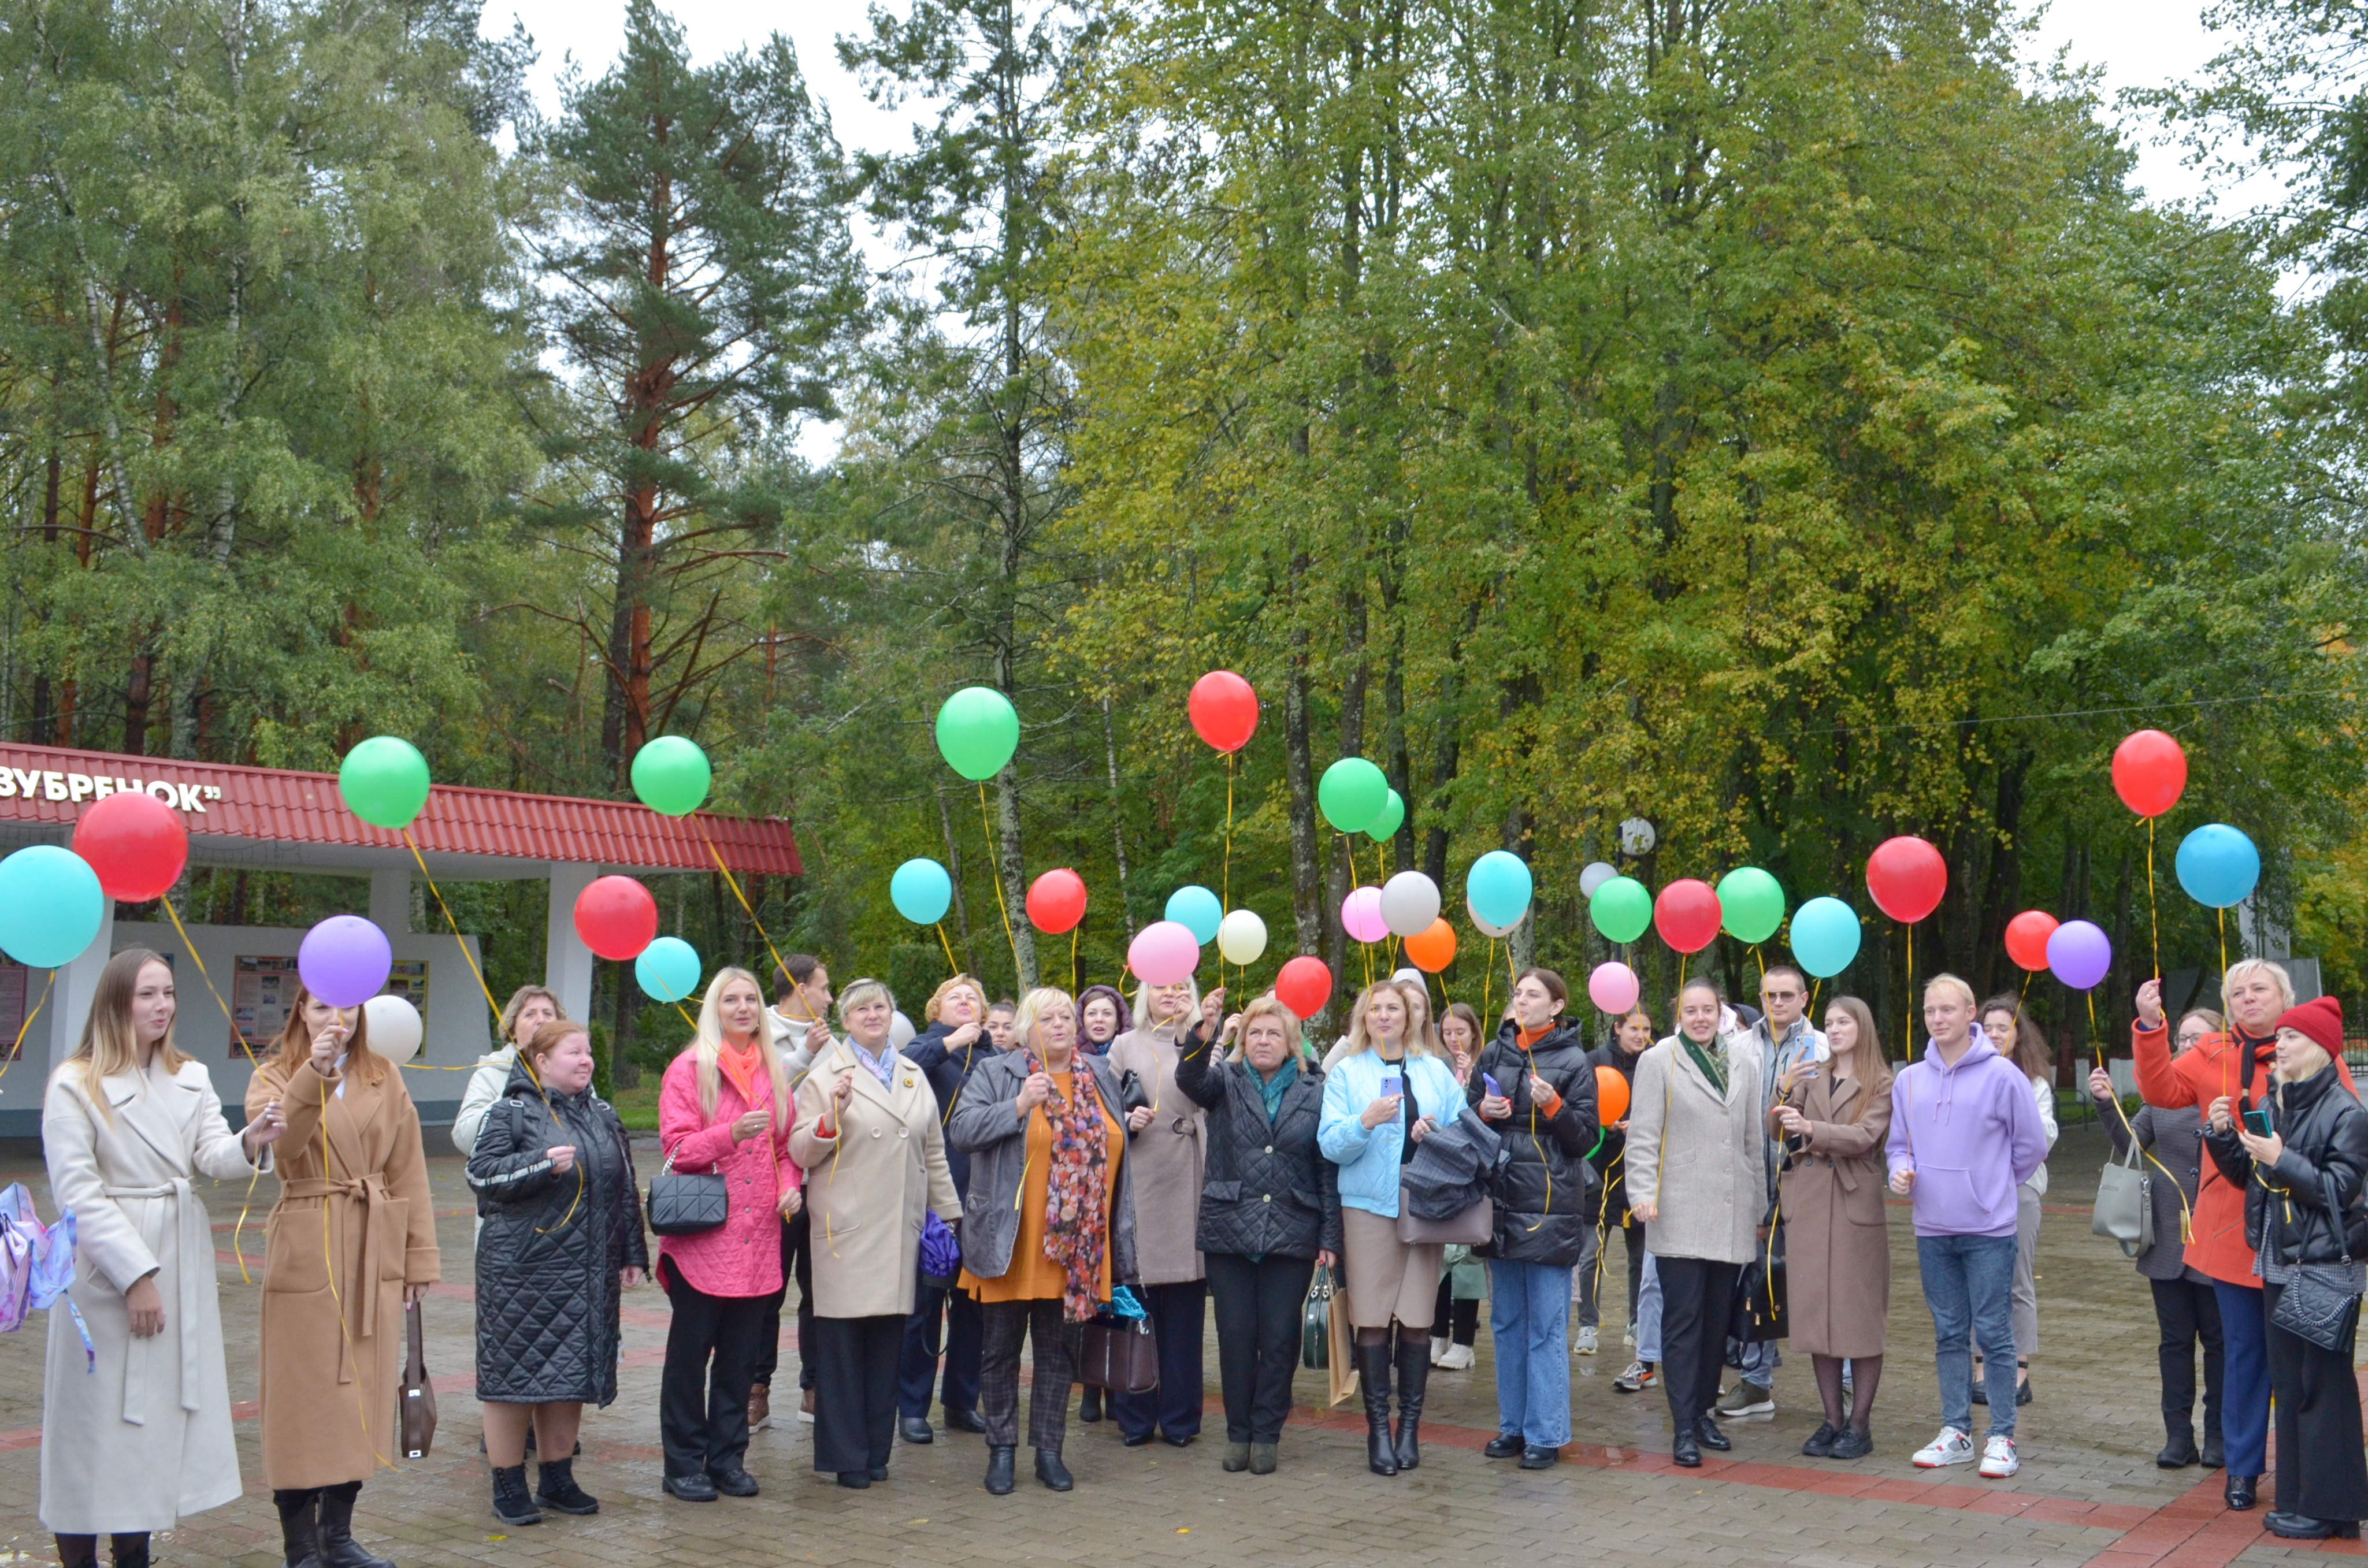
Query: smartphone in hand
1482 1073 1501 1099
1379 1073 1402 1099
2243 1107 2274 1138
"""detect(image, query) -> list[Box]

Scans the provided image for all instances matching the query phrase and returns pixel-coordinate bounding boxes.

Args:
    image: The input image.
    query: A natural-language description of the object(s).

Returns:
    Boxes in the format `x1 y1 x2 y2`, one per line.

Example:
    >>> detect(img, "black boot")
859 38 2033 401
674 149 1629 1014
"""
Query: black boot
984 1445 1016 1496
490 1465 541 1528
53 1537 97 1568
2202 1428 2225 1470
1392 1334 1430 1471
274 1489 324 1568
109 1536 151 1568
2157 1416 2200 1469
1354 1341 1398 1477
1078 1386 1103 1423
1033 1447 1073 1491
318 1482 396 1568
536 1456 599 1515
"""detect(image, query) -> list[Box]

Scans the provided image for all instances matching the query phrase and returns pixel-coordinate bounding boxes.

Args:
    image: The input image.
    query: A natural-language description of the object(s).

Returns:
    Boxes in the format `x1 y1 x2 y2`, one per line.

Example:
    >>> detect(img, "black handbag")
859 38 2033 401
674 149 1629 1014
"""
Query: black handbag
2272 1265 2362 1353
1730 1255 1788 1344
644 1148 730 1237
1118 1069 1152 1119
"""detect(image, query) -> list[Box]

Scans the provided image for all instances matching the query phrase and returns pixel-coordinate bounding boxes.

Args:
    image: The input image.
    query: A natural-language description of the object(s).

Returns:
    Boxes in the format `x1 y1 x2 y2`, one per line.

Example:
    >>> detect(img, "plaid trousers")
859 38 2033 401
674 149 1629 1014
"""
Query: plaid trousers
979 1298 1082 1450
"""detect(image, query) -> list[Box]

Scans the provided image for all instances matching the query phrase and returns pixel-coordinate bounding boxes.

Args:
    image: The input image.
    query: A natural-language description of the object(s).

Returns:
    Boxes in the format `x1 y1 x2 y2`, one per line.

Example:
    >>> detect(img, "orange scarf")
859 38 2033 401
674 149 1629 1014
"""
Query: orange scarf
717 1038 765 1114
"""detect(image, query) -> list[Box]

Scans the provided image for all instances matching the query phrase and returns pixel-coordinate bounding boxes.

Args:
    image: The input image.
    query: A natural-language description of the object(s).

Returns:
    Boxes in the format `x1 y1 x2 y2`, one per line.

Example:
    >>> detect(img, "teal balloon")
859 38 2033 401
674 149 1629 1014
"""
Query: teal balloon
1467 850 1535 930
1164 885 1223 943
1588 875 1651 944
2175 823 2261 909
1790 896 1862 979
1317 758 1388 834
0 845 105 968
936 687 1020 781
1364 789 1405 844
635 936 702 1004
890 858 954 924
1717 867 1786 945
630 736 712 816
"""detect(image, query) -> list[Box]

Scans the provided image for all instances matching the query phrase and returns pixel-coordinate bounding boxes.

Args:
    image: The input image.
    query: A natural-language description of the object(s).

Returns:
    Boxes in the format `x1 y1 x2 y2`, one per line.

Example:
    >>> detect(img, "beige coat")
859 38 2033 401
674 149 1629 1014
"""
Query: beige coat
247 1051 439 1489
1106 1023 1205 1285
1775 1066 1893 1357
788 1038 957 1320
1624 1034 1767 1265
40 1056 268 1533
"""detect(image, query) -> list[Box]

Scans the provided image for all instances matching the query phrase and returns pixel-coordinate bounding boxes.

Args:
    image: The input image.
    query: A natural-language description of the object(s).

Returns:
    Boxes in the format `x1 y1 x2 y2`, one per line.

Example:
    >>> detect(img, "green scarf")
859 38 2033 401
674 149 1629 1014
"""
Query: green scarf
1253 1057 1297 1123
1680 1032 1728 1097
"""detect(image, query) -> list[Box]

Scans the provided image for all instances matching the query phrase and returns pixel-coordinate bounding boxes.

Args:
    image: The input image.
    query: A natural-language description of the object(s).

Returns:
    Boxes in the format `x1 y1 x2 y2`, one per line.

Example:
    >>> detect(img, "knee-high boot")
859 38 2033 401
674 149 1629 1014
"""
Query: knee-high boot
1393 1332 1431 1470
317 1481 395 1568
274 1489 324 1568
1355 1341 1398 1476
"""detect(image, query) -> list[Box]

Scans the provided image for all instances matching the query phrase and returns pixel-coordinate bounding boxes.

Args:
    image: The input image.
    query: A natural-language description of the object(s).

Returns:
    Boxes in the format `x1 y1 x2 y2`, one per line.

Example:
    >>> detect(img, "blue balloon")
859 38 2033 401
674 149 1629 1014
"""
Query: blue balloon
635 935 702 1004
1789 896 1863 979
1164 885 1223 945
890 857 954 925
0 845 105 969
2176 823 2260 909
1466 850 1534 930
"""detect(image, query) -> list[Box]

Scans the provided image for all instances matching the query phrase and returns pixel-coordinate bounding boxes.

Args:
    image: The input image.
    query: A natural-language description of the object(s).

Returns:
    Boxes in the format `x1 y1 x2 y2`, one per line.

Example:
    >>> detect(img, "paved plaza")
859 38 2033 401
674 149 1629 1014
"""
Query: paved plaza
2 1122 2362 1567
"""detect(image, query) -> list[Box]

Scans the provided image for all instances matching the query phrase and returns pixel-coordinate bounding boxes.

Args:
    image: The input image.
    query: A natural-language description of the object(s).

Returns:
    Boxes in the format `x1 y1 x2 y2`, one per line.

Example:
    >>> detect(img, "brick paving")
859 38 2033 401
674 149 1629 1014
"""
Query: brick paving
2 1123 2363 1567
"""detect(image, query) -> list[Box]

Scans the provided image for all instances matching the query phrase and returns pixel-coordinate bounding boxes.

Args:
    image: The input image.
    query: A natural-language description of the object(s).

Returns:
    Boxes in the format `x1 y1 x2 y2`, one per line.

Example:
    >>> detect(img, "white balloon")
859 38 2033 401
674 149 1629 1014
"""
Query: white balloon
890 1010 916 1050
1379 870 1442 938
1216 908 1268 966
1467 894 1520 940
363 994 424 1067
1579 860 1618 898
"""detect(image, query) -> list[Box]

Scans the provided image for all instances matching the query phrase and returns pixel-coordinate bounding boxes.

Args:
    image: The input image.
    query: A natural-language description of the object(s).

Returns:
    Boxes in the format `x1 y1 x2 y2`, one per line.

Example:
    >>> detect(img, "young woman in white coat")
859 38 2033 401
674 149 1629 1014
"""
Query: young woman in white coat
41 949 285 1568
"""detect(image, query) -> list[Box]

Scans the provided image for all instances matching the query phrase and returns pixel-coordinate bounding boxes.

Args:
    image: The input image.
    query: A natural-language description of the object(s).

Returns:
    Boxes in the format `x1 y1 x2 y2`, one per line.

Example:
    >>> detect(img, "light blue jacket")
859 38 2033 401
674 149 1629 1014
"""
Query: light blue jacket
1319 1049 1467 1218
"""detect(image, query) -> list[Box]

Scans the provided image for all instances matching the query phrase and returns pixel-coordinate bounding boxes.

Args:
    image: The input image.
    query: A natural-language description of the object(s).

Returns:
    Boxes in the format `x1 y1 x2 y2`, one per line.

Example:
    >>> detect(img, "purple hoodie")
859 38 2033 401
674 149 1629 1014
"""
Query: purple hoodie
1884 1024 2050 1239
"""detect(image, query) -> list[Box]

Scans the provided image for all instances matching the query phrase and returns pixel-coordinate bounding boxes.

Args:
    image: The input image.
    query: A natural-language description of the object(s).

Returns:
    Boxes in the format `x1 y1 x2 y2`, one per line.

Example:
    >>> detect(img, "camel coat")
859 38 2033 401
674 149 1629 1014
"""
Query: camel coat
788 1038 957 1320
1106 1022 1205 1285
40 1056 269 1533
1774 1067 1893 1358
246 1052 439 1489
1624 1034 1768 1265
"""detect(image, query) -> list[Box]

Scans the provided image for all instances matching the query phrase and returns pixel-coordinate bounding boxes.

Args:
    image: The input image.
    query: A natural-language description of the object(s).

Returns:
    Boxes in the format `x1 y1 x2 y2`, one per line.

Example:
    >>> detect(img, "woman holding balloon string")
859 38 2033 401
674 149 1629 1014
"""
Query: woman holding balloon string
1970 997 2058 1410
1105 974 1212 1449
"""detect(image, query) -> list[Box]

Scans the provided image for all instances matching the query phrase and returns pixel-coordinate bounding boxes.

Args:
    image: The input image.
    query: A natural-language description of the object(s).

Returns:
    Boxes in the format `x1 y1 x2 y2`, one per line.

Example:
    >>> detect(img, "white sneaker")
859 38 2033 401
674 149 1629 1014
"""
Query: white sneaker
1573 1325 1599 1357
1913 1427 1974 1468
1430 1335 1450 1366
1437 1342 1475 1371
1623 1328 1636 1348
1979 1435 2019 1478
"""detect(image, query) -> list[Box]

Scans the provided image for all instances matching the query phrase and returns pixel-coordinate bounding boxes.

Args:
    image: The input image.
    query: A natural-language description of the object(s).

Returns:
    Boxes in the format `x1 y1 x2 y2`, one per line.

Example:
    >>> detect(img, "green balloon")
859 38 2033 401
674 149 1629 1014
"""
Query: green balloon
1717 866 1786 945
631 735 712 816
339 735 432 830
1318 757 1388 834
936 686 1019 781
1590 875 1652 944
1364 789 1405 844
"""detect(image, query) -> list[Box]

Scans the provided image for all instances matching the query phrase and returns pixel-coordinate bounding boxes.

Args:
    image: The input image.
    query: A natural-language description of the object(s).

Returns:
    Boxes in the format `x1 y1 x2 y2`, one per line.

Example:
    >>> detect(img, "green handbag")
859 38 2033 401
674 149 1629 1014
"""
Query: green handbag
1302 1265 1334 1370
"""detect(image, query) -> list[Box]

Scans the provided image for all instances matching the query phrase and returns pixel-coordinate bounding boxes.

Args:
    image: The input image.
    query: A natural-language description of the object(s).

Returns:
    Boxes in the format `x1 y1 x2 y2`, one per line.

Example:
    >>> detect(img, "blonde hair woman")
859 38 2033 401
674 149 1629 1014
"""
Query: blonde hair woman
654 967 802 1502
42 950 283 1568
1107 970 1210 1447
247 980 437 1568
452 986 564 1159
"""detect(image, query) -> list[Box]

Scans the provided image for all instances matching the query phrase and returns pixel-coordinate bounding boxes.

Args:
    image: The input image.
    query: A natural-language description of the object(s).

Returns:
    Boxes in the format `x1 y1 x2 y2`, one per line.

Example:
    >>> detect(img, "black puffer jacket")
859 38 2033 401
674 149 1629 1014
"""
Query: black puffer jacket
2203 1062 2368 1269
467 1059 648 1404
1174 1023 1343 1261
1465 1019 1601 1267
904 1019 998 1198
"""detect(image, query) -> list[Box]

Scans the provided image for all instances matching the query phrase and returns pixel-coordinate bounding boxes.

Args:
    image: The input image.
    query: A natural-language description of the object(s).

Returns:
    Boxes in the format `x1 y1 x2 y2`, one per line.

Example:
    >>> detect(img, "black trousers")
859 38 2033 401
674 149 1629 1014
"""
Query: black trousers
1206 1253 1316 1443
2264 1284 2368 1523
1111 1280 1207 1441
1657 1255 1742 1432
659 1267 767 1479
2151 1276 2224 1436
1430 1276 1480 1346
980 1298 1081 1450
811 1314 906 1475
897 1282 985 1420
754 1212 815 1392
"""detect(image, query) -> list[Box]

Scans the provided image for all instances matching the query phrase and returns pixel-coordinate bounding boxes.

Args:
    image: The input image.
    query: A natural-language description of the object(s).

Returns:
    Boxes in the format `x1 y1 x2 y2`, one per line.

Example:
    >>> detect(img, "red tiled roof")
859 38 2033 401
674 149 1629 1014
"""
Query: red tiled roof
0 742 800 875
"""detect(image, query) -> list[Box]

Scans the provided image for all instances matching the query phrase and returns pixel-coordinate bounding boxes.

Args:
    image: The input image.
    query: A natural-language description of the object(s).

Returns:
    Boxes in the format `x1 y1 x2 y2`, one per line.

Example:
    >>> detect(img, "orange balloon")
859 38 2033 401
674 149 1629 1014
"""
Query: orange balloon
1594 1065 1631 1126
1404 918 1457 973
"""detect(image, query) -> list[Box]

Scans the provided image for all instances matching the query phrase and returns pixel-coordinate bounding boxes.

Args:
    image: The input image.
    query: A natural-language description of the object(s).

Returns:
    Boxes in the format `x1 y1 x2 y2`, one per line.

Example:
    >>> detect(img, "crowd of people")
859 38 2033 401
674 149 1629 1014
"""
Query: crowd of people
32 944 2368 1565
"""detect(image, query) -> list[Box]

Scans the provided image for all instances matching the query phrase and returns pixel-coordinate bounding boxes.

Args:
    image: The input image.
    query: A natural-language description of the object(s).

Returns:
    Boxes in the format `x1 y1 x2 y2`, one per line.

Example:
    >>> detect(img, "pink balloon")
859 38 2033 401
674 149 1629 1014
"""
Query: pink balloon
1341 885 1387 943
1127 919 1201 986
1588 961 1640 1016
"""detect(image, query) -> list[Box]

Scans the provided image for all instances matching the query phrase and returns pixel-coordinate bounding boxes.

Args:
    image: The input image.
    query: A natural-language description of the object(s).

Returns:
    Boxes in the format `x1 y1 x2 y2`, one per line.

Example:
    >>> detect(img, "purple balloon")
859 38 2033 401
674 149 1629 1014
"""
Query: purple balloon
299 915 394 1008
2045 918 2112 991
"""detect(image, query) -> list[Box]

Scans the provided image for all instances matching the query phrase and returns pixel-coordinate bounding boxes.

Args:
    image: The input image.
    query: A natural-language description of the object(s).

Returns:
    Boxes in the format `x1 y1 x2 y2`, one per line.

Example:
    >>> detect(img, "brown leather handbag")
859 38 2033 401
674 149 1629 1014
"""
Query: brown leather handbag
399 1299 437 1459
1076 1316 1159 1394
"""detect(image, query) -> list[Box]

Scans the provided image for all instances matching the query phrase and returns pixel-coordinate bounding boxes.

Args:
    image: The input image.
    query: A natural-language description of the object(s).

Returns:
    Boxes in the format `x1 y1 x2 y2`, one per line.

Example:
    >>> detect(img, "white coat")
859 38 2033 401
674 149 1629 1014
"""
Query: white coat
40 1054 269 1533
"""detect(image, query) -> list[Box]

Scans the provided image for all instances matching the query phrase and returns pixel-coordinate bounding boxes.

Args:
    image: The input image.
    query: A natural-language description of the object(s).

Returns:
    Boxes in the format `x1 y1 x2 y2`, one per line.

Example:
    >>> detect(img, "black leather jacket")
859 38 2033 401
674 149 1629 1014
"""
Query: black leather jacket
2203 1062 2368 1269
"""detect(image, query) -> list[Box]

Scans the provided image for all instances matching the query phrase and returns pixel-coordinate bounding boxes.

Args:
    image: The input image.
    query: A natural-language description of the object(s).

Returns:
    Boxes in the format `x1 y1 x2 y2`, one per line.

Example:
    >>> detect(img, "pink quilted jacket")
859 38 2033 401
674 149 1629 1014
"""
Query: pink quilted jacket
655 1047 801 1298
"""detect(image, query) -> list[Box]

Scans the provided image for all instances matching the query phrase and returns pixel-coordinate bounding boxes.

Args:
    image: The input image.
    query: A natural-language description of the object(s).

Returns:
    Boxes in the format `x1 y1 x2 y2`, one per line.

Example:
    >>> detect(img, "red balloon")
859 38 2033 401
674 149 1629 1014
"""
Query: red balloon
1188 670 1259 753
574 875 658 961
1274 955 1333 1020
2003 909 2059 972
2112 729 2187 819
1026 867 1088 934
72 789 189 902
1865 836 1948 923
1653 879 1723 954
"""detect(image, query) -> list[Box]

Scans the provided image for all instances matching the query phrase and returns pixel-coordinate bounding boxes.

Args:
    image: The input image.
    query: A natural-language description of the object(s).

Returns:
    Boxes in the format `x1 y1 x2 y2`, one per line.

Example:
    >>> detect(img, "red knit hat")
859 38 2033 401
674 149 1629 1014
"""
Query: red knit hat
2274 995 2345 1058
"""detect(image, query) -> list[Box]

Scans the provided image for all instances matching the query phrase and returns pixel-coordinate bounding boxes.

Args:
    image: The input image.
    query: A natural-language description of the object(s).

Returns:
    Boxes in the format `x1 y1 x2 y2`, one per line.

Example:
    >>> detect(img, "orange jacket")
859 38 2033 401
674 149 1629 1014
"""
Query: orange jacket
2131 1018 2358 1286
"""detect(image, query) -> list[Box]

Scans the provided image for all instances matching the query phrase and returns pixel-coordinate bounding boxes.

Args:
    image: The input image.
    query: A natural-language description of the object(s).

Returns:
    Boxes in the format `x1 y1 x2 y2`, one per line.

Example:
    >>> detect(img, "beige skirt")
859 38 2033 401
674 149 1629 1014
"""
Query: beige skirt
1341 1207 1443 1330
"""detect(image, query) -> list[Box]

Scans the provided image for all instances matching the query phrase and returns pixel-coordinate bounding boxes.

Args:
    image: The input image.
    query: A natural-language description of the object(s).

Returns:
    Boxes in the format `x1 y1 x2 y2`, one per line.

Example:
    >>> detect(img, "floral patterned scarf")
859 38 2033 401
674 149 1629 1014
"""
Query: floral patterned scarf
1029 1051 1113 1322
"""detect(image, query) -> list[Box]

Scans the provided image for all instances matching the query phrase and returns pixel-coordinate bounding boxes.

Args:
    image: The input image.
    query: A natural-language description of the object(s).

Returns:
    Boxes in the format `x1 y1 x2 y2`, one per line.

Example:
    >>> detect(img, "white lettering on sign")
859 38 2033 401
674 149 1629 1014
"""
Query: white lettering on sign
66 772 94 803
44 772 66 801
0 764 220 812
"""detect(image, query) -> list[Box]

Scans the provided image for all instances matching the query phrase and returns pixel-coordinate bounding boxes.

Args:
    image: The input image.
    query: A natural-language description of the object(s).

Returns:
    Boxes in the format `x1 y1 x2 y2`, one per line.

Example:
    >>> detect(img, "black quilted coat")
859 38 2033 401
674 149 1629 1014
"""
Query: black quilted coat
467 1060 648 1405
1464 1019 1601 1268
1172 1023 1343 1260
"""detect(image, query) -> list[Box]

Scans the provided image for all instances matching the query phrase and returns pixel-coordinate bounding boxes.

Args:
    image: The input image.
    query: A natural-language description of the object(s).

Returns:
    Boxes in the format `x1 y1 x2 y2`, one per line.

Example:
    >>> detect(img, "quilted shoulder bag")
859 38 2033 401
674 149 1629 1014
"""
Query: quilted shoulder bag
2272 1263 2363 1354
645 1146 730 1237
399 1299 437 1459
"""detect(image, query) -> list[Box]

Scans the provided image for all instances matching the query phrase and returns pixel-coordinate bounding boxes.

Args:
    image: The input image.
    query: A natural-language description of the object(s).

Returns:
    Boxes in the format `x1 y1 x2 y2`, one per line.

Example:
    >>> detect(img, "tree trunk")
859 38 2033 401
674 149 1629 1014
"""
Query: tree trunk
936 786 980 976
1283 539 1327 1024
1100 693 1134 939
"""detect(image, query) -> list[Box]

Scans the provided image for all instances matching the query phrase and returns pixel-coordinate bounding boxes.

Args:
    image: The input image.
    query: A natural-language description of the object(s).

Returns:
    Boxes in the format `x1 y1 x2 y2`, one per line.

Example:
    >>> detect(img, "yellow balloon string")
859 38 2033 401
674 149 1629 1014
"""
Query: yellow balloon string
159 893 268 1281
2146 816 2163 983
1070 926 1079 994
976 783 1023 981
936 922 961 976
696 819 790 986
1483 938 1498 1020
0 971 53 1091
1904 923 1914 1062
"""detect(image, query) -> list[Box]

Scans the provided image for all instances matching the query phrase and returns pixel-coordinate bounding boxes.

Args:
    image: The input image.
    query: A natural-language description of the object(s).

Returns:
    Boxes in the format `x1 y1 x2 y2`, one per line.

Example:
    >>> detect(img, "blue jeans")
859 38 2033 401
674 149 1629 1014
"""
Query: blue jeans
1635 1250 1662 1363
1489 1259 1573 1447
1917 1232 2019 1439
2214 1280 2270 1479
